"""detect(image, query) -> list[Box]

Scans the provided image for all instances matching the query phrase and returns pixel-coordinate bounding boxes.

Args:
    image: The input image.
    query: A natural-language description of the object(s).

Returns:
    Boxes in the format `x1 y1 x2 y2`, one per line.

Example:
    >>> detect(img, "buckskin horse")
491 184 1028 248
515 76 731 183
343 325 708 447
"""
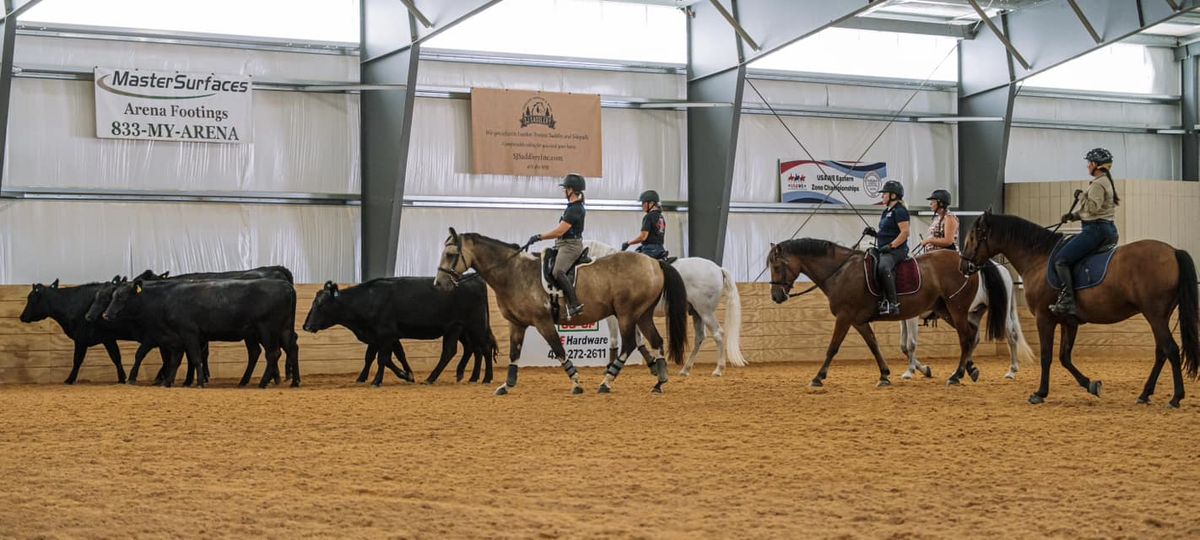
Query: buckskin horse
961 210 1199 407
433 228 688 395
768 238 1009 387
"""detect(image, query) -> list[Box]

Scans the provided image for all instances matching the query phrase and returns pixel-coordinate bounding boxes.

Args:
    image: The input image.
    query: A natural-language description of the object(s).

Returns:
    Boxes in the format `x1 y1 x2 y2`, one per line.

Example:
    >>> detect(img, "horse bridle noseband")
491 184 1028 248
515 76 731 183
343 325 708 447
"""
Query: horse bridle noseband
769 232 865 298
437 236 536 286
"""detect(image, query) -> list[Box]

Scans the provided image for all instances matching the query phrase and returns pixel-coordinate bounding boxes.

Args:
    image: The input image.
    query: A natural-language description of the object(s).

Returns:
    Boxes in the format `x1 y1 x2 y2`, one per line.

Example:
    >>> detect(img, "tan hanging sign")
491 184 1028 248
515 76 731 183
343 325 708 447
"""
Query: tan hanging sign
470 88 602 177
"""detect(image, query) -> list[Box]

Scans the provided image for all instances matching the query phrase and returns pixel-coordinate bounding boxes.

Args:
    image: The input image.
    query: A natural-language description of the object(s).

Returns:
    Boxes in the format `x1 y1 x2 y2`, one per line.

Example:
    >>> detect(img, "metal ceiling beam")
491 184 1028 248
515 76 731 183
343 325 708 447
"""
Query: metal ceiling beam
686 0 873 263
966 0 1031 70
963 0 1200 98
0 0 37 192
836 16 976 39
958 10 1017 216
689 0 880 83
1066 0 1103 44
1 0 41 21
363 0 501 64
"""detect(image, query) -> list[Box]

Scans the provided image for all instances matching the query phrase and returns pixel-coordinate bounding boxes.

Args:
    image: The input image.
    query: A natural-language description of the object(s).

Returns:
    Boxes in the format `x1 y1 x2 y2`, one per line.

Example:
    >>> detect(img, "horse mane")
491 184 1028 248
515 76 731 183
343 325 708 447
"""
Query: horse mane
461 233 521 251
985 213 1062 252
778 238 854 258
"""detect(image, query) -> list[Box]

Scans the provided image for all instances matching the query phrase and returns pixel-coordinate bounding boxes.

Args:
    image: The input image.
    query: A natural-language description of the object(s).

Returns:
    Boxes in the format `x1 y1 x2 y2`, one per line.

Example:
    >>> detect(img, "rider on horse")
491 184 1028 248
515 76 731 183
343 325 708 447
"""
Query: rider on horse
920 189 958 252
528 173 588 320
622 190 669 260
1049 148 1120 316
864 181 910 316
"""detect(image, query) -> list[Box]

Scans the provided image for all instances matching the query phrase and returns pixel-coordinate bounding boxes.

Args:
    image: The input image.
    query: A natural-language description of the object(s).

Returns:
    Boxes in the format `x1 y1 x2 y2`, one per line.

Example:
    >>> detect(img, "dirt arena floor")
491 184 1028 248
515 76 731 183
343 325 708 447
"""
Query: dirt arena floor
2 357 1199 539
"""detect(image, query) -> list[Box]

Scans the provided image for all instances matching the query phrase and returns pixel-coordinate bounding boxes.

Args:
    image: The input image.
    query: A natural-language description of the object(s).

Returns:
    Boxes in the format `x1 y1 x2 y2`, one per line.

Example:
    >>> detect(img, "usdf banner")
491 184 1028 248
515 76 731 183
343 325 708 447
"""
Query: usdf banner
94 68 253 144
779 160 889 205
471 87 602 177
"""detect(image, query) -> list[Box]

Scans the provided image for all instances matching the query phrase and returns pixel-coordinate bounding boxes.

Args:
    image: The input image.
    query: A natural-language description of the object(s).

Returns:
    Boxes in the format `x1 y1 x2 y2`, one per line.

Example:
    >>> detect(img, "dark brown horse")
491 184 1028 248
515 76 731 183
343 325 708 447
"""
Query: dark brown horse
768 238 1008 387
961 211 1200 407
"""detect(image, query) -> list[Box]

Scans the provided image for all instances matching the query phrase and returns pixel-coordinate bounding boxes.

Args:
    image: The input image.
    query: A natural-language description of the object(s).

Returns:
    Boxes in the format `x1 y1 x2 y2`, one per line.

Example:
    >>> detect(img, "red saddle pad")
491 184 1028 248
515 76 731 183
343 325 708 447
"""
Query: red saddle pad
864 255 922 297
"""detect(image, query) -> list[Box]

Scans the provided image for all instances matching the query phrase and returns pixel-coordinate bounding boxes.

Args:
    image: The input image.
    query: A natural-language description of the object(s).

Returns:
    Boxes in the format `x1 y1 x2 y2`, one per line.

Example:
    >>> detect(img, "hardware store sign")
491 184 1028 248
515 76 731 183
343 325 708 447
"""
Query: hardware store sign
94 68 252 144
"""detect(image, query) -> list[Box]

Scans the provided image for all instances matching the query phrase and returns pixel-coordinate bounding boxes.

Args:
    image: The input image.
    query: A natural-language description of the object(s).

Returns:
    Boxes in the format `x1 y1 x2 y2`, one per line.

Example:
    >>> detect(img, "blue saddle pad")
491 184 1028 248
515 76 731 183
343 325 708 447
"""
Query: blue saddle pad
1046 240 1117 290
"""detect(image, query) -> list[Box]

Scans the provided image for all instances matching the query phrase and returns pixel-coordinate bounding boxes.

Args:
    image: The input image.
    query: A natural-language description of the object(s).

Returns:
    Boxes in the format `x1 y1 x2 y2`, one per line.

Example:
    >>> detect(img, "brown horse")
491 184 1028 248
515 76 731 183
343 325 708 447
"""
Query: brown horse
768 238 1008 387
433 228 688 395
961 211 1200 407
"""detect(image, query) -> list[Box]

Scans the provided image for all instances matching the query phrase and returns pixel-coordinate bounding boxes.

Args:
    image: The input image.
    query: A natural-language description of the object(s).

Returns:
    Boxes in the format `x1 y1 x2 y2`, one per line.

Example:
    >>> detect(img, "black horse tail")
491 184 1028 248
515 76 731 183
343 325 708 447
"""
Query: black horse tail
660 260 689 365
979 261 1009 342
1175 250 1200 380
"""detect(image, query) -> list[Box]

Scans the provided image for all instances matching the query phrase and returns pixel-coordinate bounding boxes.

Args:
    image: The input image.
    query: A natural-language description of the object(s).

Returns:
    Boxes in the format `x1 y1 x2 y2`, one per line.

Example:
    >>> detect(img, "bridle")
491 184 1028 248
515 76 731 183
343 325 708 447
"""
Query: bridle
436 235 536 286
958 225 989 276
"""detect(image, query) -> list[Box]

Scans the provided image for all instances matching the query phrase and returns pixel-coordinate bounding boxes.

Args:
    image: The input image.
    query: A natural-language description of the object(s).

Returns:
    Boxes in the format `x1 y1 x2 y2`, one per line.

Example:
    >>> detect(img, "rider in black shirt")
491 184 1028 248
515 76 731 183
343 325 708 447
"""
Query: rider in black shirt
622 190 668 260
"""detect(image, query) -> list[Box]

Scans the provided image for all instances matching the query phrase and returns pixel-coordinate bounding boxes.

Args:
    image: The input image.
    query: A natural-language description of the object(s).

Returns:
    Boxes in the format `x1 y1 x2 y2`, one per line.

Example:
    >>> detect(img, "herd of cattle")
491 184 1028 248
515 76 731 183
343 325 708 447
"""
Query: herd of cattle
18 266 498 388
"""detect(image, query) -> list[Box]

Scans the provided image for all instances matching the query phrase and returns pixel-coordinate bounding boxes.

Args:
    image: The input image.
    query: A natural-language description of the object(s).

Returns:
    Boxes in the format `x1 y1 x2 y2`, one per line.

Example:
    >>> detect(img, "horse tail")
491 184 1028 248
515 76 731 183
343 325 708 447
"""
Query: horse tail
720 268 747 367
979 261 1009 342
1174 250 1200 380
1005 266 1035 364
660 260 689 366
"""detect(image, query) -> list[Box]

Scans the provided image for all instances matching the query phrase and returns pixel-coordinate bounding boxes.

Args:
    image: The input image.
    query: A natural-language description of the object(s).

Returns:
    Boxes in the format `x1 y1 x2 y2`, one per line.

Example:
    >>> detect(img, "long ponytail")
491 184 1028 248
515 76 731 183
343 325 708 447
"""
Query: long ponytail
1098 164 1120 206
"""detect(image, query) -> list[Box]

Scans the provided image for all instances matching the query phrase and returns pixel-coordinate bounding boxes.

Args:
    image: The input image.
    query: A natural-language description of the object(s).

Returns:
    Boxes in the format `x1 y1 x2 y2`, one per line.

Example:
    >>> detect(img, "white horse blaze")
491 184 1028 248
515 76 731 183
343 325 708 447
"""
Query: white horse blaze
583 241 746 377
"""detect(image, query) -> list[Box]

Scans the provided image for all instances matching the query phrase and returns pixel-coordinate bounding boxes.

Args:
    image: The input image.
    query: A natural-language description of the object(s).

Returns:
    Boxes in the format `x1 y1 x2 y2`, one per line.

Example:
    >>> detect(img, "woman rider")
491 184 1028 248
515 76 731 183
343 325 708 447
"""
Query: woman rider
1049 148 1120 316
920 189 958 252
621 190 668 260
864 180 910 316
528 173 587 320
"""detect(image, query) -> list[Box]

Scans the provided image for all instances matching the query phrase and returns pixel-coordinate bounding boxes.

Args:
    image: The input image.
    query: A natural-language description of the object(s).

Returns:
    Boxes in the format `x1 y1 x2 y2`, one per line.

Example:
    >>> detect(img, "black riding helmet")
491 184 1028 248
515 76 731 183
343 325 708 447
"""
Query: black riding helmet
638 190 660 204
559 173 586 192
1085 147 1113 165
926 189 951 207
879 180 904 199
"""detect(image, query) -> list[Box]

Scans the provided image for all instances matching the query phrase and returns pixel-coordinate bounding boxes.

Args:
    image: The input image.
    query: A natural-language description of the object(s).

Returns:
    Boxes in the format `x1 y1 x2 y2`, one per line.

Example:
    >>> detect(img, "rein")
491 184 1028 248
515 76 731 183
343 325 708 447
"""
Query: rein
437 237 536 286
772 233 866 298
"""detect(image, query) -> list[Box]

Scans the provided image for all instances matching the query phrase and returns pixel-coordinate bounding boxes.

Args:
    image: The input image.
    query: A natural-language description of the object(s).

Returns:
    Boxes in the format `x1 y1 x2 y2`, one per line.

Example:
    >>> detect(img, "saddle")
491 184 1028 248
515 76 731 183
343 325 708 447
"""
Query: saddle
1046 239 1118 291
540 247 594 295
863 251 922 297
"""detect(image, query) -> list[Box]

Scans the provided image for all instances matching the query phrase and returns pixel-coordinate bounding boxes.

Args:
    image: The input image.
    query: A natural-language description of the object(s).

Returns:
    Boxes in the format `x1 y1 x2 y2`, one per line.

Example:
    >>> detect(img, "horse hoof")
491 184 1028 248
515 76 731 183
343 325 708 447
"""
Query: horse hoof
494 385 508 396
571 386 584 395
876 379 891 388
1028 393 1045 405
678 370 690 377
1169 400 1181 409
809 379 823 388
923 366 933 378
1136 396 1151 405
598 384 612 394
423 380 436 386
711 371 723 378
900 372 913 381
968 368 981 383
946 378 961 386
652 385 664 395
1088 380 1102 397
1004 372 1016 381
370 382 382 389
126 379 138 386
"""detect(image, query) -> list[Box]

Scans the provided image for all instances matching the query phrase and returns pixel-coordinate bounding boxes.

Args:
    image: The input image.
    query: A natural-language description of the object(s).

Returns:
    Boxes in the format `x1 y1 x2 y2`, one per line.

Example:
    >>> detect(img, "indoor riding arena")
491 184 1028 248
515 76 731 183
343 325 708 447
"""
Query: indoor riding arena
3 1 1200 538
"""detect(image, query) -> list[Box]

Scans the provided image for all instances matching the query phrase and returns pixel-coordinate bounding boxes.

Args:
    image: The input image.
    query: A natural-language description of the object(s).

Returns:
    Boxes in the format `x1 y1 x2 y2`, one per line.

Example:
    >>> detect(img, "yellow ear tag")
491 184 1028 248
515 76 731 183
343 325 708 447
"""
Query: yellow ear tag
135 285 142 294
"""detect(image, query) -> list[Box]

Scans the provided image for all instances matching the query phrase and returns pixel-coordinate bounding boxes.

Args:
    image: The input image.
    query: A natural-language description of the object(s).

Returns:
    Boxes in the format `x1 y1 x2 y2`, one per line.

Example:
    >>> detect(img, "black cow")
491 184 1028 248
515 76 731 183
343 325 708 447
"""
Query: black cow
19 278 155 384
134 265 295 283
302 277 496 387
102 278 296 388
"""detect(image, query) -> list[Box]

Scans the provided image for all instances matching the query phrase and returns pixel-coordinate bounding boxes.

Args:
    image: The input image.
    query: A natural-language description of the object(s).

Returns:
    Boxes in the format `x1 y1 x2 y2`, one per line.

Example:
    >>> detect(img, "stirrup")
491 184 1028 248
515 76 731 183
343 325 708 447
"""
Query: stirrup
1048 291 1075 315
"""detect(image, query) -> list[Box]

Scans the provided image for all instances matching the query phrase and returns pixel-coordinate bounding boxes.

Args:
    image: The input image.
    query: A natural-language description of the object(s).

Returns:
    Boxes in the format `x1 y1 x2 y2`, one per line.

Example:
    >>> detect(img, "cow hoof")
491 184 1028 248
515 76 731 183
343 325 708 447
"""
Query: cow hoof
923 366 933 378
1169 399 1181 409
1088 380 1102 397
290 381 301 388
809 378 823 388
423 380 436 386
571 386 584 395
1028 393 1045 405
1137 395 1151 405
126 379 138 386
968 367 981 383
494 385 508 396
876 379 891 388
598 384 612 394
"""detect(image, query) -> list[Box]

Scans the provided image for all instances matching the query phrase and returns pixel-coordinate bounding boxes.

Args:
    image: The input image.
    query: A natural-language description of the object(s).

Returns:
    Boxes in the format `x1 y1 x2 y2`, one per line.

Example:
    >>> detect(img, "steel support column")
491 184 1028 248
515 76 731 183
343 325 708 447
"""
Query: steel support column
958 11 1017 215
359 0 496 280
0 0 42 191
1183 54 1198 181
685 0 876 263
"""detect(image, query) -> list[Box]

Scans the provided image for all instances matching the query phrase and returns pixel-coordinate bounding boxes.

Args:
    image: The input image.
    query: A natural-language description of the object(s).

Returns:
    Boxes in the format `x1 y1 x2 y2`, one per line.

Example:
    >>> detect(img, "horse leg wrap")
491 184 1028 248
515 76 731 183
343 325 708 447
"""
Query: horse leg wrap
506 364 519 388
606 354 628 379
559 358 578 379
654 358 669 383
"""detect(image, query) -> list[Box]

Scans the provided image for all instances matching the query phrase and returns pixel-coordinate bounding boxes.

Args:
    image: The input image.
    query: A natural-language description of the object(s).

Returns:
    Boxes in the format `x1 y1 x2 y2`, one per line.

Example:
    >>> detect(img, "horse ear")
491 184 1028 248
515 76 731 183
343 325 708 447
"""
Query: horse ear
160 271 170 278
323 280 335 292
111 275 121 283
121 276 129 283
50 279 59 289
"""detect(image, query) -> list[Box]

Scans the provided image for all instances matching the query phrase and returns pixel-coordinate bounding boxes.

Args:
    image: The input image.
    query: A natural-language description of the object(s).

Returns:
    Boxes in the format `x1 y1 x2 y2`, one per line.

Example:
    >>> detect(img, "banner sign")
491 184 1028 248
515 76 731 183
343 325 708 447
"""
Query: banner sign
521 321 622 368
94 67 253 144
470 87 602 177
779 160 889 205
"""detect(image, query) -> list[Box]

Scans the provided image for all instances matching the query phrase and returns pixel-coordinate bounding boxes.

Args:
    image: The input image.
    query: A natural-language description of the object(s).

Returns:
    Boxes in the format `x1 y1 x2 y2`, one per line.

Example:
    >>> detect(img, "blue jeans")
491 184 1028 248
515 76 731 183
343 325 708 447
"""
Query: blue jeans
1052 220 1118 267
637 244 668 260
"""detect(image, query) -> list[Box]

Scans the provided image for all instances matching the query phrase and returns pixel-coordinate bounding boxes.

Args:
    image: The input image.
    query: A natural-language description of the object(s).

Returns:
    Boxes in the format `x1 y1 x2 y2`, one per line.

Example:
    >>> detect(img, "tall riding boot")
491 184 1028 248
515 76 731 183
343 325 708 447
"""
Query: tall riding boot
1049 262 1077 315
880 272 900 316
555 274 585 320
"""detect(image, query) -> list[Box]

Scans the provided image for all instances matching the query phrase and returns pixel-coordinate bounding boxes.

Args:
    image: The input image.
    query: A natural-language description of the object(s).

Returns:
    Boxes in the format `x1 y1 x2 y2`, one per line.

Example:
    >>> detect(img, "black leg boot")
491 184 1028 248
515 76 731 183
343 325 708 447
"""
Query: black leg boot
555 273 585 320
882 272 900 316
1049 262 1076 315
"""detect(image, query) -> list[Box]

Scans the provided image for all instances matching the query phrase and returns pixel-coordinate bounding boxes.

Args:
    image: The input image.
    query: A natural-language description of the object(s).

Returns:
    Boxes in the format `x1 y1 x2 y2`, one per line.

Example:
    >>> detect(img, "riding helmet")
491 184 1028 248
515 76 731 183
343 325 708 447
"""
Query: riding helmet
638 190 660 204
879 180 904 199
1085 147 1113 165
559 173 586 192
926 189 951 207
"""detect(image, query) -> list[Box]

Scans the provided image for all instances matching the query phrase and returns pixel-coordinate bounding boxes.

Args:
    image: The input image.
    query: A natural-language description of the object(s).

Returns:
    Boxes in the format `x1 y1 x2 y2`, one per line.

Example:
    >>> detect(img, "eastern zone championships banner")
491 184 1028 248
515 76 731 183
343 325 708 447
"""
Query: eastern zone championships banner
95 68 253 144
779 160 890 205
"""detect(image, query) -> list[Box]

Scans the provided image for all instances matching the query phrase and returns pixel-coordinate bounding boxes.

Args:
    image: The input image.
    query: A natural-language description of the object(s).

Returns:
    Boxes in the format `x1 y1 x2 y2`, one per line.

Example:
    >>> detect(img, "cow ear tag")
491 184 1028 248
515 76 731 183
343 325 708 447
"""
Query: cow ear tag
135 284 143 294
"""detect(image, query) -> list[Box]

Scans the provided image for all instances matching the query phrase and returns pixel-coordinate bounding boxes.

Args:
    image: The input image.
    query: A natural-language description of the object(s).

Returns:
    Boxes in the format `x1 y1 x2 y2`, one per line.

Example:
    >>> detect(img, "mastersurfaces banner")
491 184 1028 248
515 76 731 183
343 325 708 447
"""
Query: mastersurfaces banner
94 67 253 144
470 87 602 177
779 160 889 205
